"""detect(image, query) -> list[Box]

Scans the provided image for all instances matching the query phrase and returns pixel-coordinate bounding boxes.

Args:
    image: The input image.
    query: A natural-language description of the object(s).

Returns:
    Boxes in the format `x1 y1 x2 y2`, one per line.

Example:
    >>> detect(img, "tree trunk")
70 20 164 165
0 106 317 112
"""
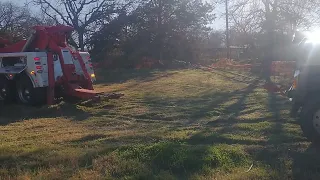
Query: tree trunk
263 0 276 83
157 0 163 62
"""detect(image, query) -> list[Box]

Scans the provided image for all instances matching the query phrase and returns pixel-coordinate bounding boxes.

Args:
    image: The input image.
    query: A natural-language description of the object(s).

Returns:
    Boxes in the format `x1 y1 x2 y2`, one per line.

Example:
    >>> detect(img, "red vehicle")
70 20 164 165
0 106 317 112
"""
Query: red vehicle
0 25 107 106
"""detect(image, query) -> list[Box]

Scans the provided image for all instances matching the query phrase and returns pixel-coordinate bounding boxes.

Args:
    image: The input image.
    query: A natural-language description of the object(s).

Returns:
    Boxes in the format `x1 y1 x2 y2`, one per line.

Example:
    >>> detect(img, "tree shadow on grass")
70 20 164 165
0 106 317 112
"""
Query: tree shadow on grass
96 70 179 97
201 83 296 140
135 91 237 123
183 80 315 179
246 92 320 180
0 69 176 126
188 130 267 146
185 79 261 140
291 144 320 180
211 69 258 84
188 80 276 145
246 92 292 179
0 102 92 126
188 79 260 124
2 69 313 179
265 92 285 144
131 79 262 126
95 69 155 84
96 68 174 86
98 78 270 150
0 145 116 179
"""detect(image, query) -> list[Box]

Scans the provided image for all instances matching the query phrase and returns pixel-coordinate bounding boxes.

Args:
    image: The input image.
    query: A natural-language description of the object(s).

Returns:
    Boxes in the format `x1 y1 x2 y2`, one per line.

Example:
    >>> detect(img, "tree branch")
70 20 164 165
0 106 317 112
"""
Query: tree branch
84 0 106 26
33 0 72 26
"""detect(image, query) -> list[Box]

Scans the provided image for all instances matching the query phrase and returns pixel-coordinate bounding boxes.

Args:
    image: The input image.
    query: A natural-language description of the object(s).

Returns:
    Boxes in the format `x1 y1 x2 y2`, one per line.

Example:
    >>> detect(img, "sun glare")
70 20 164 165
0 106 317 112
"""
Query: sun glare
305 31 320 43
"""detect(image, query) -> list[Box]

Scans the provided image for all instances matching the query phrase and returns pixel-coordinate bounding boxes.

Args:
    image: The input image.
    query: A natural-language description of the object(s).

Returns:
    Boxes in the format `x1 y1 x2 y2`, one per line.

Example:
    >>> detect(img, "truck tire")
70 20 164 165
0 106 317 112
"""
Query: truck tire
16 74 46 106
299 98 320 144
0 76 10 103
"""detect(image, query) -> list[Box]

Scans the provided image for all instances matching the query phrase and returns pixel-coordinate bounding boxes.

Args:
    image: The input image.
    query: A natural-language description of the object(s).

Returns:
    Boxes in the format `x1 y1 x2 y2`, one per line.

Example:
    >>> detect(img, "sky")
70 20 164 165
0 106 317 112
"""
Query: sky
211 3 226 30
8 0 226 30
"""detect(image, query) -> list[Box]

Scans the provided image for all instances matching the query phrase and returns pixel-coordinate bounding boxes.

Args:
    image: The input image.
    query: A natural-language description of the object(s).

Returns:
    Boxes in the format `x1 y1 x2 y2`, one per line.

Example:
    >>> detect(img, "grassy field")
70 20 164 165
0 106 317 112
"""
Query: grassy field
1 68 320 180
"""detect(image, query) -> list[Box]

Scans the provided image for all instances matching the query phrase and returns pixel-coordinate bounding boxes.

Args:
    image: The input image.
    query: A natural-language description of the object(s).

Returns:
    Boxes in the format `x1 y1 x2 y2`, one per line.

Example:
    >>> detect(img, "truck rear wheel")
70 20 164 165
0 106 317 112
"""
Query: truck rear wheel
299 99 320 144
0 76 9 102
16 75 46 106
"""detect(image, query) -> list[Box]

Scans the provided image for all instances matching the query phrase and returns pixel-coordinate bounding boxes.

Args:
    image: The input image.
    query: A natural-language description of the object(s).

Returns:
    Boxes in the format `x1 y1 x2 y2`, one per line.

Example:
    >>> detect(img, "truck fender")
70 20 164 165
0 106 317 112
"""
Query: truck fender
15 72 37 88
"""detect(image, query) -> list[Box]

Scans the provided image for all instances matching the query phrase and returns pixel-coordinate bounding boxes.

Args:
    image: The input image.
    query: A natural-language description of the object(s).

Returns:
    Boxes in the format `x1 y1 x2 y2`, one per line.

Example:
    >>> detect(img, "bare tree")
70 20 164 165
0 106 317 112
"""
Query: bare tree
229 0 320 39
31 0 123 50
0 2 40 41
227 0 320 81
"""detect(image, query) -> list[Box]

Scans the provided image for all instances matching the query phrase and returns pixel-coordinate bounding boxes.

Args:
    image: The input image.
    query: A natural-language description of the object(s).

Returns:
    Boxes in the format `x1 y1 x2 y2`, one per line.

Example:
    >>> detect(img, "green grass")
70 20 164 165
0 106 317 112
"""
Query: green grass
0 68 319 179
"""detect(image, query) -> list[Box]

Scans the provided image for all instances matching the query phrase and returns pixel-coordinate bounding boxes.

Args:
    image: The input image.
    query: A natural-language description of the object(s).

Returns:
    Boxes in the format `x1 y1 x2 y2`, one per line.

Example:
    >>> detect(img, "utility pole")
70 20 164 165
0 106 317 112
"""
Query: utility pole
225 0 230 59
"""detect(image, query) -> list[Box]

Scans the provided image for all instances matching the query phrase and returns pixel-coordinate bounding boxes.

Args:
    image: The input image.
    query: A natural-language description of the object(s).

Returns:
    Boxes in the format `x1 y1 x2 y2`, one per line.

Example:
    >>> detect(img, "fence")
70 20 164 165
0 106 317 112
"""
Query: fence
207 58 296 94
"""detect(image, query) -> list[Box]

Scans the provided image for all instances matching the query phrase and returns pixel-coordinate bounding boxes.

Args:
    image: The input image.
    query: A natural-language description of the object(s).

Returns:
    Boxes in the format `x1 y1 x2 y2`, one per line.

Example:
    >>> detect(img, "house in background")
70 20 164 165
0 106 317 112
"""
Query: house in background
212 46 245 60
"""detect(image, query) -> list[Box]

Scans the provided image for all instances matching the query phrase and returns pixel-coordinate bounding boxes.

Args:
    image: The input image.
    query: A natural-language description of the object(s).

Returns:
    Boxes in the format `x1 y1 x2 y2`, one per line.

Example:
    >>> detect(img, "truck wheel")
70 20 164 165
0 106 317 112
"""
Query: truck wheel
299 99 320 144
0 76 9 102
16 75 46 106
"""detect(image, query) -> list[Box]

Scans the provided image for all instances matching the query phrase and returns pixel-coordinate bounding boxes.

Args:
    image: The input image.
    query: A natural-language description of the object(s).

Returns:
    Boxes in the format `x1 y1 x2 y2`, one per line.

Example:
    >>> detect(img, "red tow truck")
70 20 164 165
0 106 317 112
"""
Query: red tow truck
0 25 120 106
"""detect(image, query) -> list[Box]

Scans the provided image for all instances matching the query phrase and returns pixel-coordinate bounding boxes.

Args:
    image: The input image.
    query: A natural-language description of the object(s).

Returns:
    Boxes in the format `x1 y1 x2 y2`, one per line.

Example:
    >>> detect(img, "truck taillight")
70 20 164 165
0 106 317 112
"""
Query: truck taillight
36 65 42 70
34 57 40 61
8 74 13 79
293 79 298 89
